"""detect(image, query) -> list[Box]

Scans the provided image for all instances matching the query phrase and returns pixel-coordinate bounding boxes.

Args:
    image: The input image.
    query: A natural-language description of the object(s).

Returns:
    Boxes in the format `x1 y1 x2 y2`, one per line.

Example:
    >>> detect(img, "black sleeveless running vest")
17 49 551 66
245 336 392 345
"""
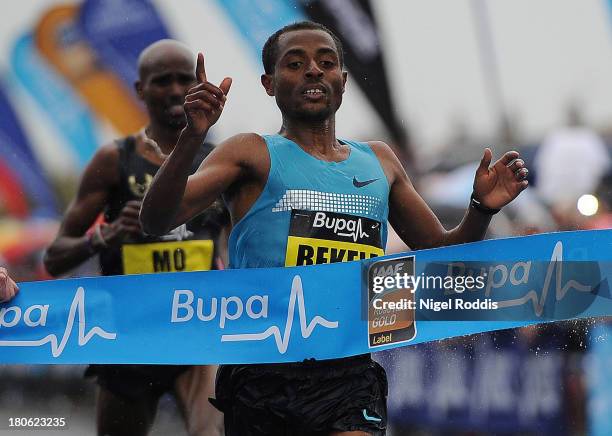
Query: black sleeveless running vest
99 135 228 276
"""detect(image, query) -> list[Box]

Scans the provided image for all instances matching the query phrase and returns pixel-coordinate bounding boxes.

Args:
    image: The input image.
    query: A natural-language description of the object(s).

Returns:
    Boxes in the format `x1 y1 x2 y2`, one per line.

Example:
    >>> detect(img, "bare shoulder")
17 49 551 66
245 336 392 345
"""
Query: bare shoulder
91 141 120 168
79 141 121 189
213 132 269 170
366 140 397 159
217 132 267 153
366 140 405 183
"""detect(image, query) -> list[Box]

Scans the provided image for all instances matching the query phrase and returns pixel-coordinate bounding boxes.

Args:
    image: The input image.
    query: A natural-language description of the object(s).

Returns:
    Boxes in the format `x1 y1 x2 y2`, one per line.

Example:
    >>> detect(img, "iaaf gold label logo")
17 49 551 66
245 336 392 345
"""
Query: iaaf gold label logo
367 255 417 348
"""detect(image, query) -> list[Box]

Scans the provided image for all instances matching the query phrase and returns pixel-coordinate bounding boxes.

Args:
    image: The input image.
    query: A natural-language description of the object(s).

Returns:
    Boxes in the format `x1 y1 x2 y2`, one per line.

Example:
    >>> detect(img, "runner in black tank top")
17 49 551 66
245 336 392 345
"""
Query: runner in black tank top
44 40 226 436
98 135 226 276
84 134 228 431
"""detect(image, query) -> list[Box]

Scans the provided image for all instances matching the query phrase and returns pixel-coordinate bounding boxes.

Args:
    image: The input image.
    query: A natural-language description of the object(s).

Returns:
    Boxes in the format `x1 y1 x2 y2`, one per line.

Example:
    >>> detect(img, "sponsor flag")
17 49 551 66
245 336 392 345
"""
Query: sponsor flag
78 0 172 88
10 33 99 170
213 0 303 55
36 4 147 136
0 159 28 217
0 79 57 217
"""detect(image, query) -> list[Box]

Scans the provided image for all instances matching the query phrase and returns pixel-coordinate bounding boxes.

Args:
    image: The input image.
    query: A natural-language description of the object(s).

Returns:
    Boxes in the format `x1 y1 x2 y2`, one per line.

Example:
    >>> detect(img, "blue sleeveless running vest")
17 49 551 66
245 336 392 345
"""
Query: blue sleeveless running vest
228 134 390 269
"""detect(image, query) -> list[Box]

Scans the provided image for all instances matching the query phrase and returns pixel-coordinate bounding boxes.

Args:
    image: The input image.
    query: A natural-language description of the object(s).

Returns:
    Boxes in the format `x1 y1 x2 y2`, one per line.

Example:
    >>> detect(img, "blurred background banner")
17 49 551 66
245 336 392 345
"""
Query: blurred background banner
587 324 612 436
382 336 565 435
0 77 58 217
79 0 171 89
10 33 100 170
0 159 29 218
213 0 303 54
34 5 104 165
36 3 148 137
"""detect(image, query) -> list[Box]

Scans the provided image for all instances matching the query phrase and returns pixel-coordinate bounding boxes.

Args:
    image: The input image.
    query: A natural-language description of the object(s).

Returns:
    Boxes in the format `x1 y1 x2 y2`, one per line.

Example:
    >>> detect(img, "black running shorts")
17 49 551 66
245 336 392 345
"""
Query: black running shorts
213 354 387 435
85 364 189 400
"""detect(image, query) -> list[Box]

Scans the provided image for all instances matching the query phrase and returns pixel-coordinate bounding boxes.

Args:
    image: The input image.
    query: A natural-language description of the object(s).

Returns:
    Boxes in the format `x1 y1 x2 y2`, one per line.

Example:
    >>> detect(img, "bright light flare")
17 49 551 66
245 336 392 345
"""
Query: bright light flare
577 194 599 216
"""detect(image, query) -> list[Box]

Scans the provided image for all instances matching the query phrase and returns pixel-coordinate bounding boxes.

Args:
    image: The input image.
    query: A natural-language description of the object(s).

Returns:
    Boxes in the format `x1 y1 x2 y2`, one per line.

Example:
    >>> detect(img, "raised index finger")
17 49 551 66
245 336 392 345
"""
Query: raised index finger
196 52 207 84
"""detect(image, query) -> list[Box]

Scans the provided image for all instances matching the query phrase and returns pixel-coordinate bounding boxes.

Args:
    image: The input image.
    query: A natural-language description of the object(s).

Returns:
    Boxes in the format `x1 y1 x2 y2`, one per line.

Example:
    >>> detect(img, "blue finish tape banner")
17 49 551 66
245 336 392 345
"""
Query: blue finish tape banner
0 230 611 364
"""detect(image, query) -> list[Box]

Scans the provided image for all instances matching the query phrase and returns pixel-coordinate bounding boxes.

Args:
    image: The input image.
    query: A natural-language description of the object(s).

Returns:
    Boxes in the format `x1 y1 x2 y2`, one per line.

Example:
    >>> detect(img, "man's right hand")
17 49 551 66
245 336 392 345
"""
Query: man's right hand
0 267 19 303
101 200 144 246
183 53 232 137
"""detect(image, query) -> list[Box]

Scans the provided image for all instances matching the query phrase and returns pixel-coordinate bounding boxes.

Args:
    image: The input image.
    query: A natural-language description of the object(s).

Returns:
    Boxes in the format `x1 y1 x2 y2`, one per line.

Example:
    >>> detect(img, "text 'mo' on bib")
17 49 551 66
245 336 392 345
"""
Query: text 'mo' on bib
122 240 214 274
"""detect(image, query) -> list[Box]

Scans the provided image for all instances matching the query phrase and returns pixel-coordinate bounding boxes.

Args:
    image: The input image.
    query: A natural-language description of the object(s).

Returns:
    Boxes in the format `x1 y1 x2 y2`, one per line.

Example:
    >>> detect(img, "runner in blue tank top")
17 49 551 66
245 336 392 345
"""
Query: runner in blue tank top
141 21 529 436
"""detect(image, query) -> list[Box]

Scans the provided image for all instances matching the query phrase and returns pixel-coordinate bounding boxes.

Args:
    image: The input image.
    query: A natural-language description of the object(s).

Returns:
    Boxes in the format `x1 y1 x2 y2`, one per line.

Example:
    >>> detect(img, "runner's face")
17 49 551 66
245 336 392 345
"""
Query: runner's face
139 53 196 130
268 29 346 122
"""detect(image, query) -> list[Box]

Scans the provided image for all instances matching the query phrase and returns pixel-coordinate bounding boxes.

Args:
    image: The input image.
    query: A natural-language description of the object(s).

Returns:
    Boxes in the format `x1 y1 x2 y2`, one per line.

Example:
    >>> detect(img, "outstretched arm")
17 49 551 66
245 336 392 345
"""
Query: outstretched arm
371 142 528 249
140 52 236 235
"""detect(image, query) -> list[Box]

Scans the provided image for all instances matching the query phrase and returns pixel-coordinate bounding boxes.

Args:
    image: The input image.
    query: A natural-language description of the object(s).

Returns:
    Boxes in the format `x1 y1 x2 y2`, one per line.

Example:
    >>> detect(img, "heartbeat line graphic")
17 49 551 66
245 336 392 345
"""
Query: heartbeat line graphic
0 287 117 357
496 241 592 316
336 218 369 242
221 275 339 353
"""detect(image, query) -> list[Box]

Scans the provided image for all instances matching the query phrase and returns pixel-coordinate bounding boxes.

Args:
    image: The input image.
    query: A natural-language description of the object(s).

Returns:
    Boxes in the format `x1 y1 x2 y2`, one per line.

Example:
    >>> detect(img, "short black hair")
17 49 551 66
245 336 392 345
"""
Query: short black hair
262 21 344 74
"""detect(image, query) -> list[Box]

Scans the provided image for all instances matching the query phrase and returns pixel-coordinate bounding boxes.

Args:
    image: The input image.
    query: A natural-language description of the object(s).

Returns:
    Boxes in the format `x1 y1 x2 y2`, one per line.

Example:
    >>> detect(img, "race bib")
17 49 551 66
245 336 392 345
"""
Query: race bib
122 240 214 274
285 210 384 266
366 255 417 347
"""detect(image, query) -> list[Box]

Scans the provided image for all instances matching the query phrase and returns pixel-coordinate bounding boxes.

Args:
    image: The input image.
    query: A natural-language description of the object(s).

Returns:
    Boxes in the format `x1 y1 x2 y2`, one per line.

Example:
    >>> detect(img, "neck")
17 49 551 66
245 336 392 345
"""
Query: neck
279 116 340 155
145 123 183 155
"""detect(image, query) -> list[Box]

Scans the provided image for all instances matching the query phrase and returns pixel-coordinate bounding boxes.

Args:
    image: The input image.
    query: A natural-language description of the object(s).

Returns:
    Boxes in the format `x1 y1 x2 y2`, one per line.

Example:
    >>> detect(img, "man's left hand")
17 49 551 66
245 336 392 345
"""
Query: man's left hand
473 148 529 209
